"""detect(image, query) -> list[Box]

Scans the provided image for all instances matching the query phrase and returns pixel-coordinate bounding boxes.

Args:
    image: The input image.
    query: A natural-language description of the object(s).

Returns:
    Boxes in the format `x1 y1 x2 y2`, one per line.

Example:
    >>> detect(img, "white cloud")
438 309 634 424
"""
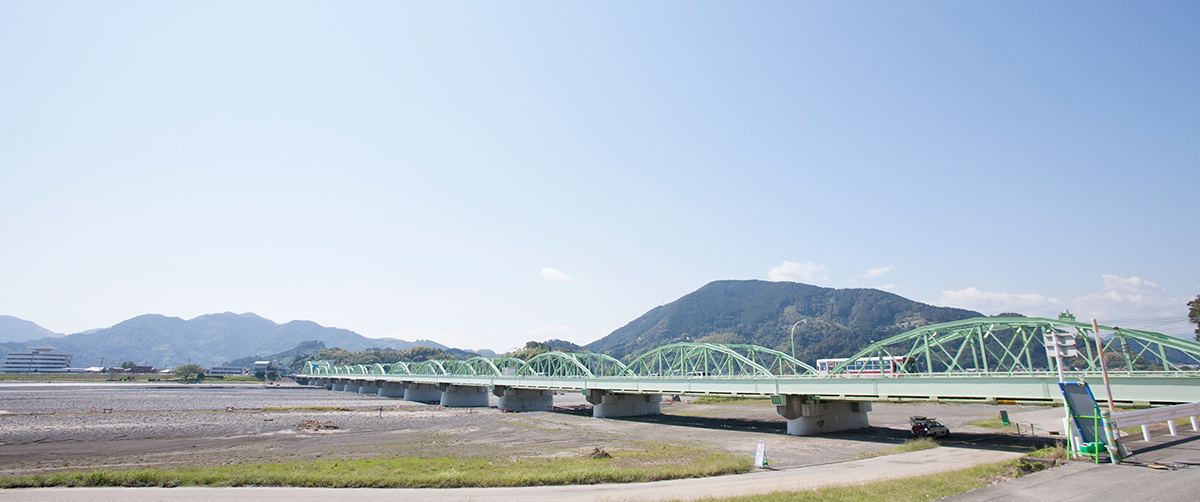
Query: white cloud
936 274 1191 335
541 268 571 281
768 260 828 282
860 266 894 278
1102 274 1162 293
937 287 1061 314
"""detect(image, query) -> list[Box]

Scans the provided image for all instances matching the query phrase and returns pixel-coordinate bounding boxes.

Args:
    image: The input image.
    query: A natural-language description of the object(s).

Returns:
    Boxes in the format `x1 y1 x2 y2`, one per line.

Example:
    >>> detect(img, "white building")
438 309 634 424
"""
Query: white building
2 347 74 373
251 360 280 373
207 366 247 376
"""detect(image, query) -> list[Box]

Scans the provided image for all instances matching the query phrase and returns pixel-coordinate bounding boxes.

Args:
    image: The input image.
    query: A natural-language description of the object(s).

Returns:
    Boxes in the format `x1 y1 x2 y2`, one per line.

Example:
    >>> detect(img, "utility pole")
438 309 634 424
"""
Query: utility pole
1093 319 1116 414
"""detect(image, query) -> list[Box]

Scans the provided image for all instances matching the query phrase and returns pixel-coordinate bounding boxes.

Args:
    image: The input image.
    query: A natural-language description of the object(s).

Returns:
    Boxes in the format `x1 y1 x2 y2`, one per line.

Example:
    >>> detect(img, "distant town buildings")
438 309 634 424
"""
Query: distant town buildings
1 347 73 373
207 366 247 376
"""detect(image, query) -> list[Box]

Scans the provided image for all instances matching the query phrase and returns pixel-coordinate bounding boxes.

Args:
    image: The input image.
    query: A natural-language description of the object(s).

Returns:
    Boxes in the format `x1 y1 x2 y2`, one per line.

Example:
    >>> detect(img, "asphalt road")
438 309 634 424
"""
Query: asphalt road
945 427 1200 502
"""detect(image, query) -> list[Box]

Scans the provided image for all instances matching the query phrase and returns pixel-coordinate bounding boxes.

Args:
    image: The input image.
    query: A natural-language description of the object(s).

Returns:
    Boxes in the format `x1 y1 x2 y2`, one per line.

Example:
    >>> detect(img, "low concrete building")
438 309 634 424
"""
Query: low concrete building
1 347 74 373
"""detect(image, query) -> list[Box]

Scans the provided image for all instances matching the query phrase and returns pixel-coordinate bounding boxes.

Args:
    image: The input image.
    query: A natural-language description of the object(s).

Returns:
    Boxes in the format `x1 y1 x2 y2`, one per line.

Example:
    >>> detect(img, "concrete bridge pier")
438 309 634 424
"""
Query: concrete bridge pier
586 390 661 418
776 395 871 435
377 381 405 398
403 383 443 403
330 381 346 391
494 386 554 412
438 384 489 407
343 380 362 393
358 381 380 395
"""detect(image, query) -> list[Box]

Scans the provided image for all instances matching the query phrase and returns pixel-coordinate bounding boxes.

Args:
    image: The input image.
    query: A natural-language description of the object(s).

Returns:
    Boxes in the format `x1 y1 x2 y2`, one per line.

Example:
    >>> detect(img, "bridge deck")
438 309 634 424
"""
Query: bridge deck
301 372 1200 406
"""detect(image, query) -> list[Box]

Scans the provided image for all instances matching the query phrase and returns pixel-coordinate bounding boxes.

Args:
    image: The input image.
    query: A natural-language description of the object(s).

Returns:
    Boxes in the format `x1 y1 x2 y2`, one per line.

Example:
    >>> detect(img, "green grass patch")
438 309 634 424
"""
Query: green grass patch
0 374 270 383
853 437 939 460
261 406 352 412
1026 445 1073 463
0 444 750 488
0 374 146 382
968 417 1011 430
689 396 772 405
689 459 1018 502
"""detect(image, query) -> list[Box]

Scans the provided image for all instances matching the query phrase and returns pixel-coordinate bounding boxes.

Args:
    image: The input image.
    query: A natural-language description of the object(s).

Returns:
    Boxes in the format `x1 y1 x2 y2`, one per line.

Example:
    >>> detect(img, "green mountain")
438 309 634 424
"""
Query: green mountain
585 280 983 363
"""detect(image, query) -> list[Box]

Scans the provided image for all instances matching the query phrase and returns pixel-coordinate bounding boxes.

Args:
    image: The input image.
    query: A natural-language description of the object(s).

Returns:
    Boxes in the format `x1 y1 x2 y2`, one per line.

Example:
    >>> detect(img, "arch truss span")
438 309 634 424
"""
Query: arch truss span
303 361 330 375
827 317 1200 377
464 356 526 376
626 342 816 377
519 351 631 378
411 359 478 376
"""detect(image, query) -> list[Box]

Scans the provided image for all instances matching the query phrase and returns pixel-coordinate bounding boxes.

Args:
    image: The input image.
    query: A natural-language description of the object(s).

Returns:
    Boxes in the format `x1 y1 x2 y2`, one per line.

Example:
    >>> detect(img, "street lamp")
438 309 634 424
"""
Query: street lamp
790 319 808 359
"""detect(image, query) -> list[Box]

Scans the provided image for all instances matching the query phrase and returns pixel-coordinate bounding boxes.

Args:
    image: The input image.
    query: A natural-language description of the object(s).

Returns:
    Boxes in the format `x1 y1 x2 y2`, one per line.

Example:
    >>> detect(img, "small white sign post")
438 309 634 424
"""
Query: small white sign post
754 440 767 468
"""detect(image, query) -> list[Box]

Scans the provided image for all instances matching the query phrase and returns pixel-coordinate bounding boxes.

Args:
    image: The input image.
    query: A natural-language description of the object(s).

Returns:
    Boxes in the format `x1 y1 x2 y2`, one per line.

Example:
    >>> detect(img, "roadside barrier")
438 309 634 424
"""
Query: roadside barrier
1111 402 1200 442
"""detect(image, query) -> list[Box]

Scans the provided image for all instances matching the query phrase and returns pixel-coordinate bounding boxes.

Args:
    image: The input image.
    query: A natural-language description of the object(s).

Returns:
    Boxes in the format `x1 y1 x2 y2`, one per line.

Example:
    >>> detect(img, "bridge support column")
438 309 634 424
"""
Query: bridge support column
495 386 554 412
377 381 405 398
331 381 345 391
438 384 489 407
586 390 661 418
358 381 380 395
403 383 443 403
343 380 362 393
777 395 871 435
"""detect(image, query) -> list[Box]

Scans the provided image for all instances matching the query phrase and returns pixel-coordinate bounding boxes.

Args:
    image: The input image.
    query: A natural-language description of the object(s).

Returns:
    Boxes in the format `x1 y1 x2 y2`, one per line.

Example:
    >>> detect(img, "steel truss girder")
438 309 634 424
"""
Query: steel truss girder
829 317 1200 377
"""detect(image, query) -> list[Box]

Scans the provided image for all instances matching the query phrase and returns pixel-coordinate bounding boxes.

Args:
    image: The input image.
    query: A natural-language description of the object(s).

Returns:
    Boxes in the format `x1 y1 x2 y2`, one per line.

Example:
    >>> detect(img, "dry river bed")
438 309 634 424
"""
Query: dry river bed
0 381 1050 478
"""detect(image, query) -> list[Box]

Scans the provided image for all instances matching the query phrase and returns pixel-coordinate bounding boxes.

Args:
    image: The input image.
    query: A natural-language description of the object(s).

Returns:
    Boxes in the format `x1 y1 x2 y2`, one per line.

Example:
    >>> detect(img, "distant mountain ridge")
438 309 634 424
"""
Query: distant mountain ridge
3 281 986 369
0 315 62 343
0 312 449 369
586 280 983 363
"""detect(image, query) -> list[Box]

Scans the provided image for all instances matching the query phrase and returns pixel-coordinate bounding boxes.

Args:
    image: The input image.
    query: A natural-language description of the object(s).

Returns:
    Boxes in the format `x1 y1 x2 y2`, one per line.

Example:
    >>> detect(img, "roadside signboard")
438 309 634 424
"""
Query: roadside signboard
1060 382 1102 446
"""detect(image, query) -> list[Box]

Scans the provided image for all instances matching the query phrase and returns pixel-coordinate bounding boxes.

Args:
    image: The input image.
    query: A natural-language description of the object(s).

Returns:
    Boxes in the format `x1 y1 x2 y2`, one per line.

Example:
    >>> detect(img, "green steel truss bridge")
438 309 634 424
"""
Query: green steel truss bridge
300 317 1200 407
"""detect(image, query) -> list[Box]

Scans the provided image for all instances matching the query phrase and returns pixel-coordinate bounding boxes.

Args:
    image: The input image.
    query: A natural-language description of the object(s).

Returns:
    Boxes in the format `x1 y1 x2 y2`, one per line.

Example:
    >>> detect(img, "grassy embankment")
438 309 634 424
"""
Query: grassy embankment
0 443 749 488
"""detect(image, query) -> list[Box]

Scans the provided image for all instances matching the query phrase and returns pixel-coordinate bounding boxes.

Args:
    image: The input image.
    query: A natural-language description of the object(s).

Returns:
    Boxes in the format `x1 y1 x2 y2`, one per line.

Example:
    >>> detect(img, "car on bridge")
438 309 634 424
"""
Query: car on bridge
909 416 949 438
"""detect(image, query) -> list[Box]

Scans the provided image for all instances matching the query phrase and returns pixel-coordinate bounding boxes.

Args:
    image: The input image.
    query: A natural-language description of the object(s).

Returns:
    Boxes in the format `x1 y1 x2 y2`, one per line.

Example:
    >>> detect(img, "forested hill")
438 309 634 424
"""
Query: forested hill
585 280 983 363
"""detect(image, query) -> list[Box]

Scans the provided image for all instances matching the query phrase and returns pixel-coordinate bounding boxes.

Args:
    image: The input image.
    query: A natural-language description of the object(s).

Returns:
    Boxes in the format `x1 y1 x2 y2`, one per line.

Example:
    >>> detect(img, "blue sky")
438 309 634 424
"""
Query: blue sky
2 1 1197 350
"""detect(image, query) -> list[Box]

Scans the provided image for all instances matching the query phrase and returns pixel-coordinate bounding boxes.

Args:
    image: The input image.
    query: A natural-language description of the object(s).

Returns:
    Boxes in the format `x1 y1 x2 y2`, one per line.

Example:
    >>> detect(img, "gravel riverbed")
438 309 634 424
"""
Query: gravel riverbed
0 381 1051 477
